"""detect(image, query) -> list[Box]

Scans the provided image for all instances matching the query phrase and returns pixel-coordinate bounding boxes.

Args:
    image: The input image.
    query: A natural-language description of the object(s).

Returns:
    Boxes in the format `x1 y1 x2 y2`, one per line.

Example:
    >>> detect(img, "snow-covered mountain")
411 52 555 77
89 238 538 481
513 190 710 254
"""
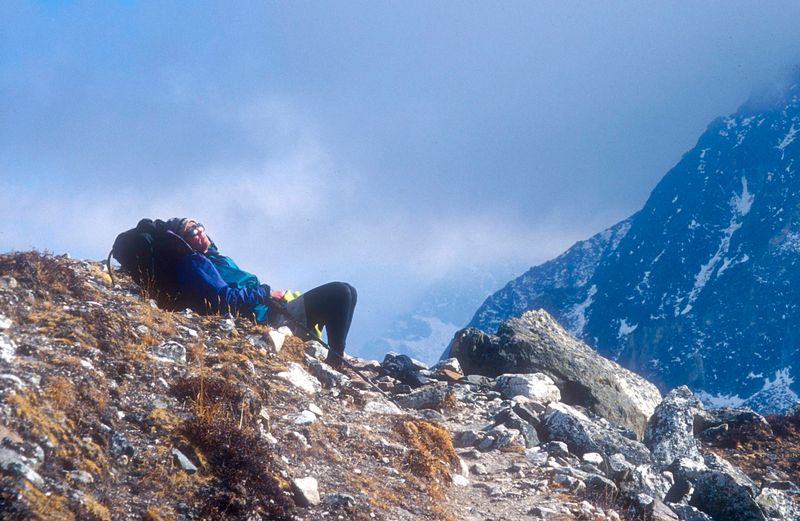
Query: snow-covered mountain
470 75 800 413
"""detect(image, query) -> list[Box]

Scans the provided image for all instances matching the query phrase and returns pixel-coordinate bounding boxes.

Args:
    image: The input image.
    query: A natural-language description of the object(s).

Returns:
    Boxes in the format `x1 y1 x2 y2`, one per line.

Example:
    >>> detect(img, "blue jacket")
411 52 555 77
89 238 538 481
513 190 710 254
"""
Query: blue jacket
173 246 270 320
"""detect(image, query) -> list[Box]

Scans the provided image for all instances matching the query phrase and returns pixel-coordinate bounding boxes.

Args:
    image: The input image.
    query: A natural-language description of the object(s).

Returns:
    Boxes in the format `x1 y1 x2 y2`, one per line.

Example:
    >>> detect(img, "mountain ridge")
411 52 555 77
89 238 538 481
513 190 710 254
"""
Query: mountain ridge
470 75 800 413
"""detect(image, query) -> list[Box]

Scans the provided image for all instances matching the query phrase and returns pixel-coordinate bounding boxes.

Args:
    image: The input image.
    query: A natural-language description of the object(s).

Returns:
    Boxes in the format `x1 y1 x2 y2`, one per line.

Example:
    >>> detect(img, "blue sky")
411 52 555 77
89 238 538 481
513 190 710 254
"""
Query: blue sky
2 1 800 355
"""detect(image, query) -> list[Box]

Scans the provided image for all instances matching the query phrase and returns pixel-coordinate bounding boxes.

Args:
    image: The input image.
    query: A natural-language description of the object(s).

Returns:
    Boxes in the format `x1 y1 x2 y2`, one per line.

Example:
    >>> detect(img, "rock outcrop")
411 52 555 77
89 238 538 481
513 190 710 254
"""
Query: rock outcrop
448 309 662 439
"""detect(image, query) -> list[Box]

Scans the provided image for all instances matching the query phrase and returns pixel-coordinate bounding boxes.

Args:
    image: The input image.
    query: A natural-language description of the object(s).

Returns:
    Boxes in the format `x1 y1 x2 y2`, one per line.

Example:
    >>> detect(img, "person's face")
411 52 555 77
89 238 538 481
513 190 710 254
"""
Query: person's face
184 222 211 253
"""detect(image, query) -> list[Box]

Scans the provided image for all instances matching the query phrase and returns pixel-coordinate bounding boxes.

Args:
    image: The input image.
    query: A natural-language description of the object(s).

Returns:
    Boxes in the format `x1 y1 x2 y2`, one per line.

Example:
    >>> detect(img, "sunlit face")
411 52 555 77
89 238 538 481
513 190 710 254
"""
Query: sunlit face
183 222 211 253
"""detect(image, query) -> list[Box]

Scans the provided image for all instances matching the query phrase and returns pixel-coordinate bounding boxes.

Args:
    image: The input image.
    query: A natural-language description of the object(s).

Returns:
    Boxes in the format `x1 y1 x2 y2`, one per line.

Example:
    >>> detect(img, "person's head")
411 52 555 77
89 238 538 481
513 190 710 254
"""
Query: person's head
179 218 211 253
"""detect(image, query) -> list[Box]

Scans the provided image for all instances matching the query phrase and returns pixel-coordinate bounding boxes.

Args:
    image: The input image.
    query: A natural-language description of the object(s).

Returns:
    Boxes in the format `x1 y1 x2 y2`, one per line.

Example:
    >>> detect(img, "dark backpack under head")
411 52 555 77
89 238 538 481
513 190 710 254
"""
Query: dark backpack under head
109 218 190 308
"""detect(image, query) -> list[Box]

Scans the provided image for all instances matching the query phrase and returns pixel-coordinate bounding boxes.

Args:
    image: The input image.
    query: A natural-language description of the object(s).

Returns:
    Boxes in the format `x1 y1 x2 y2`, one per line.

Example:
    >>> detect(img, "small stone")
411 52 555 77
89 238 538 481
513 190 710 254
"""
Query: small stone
69 470 94 484
150 341 187 364
0 276 18 290
495 373 561 403
171 448 198 473
321 493 356 509
0 315 12 330
541 441 570 457
135 325 149 335
177 325 198 338
304 340 328 360
286 410 317 425
525 448 549 466
477 437 495 452
471 463 489 475
277 326 293 336
0 334 16 363
528 505 558 519
582 452 604 466
247 334 268 348
308 403 323 416
430 358 463 375
268 330 285 352
287 431 309 448
292 477 321 507
452 474 470 486
277 363 322 394
0 448 44 487
364 401 403 415
219 317 236 331
0 374 26 390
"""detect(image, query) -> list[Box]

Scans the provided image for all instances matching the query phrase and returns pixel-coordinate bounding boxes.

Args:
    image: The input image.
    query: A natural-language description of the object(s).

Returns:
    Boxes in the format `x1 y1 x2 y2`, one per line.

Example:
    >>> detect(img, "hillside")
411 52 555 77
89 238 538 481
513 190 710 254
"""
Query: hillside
1 252 798 520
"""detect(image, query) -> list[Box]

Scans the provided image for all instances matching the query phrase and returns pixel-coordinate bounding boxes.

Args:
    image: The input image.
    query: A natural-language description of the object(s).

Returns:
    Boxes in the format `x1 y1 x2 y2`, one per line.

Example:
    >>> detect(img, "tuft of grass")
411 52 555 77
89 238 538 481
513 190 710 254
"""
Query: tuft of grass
177 377 294 520
0 477 76 521
396 418 459 486
82 494 112 521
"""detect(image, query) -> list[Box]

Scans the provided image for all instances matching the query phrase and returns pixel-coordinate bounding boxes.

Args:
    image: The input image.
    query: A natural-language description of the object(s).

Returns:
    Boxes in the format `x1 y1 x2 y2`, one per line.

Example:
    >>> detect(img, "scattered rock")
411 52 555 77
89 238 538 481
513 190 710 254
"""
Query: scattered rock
268 329 286 352
321 493 355 510
448 310 661 438
543 402 652 465
364 400 403 415
0 276 18 290
0 447 44 488
393 383 453 410
304 340 328 360
219 317 236 332
0 333 16 363
171 448 198 473
292 476 321 507
645 386 703 468
69 470 95 484
150 340 187 364
430 358 463 375
0 314 11 330
582 452 603 466
285 410 317 425
277 362 322 394
495 373 561 403
305 357 350 388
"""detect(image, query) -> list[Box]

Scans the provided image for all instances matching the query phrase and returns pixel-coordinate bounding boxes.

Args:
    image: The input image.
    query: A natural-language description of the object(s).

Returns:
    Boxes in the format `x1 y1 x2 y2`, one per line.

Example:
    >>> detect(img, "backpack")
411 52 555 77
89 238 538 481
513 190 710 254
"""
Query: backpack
107 218 191 308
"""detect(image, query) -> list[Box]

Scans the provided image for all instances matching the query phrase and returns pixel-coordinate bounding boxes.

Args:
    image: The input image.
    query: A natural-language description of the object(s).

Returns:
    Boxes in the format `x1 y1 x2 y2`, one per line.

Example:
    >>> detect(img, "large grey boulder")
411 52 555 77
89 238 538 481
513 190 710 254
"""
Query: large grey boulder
542 402 651 465
449 310 661 438
644 386 703 468
670 453 765 521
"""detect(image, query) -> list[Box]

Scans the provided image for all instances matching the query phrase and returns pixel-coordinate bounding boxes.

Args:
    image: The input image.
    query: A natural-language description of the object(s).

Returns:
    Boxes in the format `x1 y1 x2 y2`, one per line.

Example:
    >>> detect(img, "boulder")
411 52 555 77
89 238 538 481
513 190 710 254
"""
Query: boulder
756 486 800 520
644 386 703 468
670 452 765 521
448 310 661 438
666 504 713 521
494 373 561 403
393 383 453 410
291 476 321 507
542 402 652 465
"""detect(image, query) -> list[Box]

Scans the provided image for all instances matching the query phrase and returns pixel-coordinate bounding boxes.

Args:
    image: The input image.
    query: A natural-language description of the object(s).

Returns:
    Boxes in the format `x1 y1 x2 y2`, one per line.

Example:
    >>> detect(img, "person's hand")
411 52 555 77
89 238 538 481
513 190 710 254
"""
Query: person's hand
271 289 286 299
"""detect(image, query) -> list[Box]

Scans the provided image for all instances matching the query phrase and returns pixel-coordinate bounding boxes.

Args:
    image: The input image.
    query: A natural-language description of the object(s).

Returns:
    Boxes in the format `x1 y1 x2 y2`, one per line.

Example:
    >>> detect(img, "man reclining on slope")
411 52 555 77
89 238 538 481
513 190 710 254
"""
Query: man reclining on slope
155 217 357 369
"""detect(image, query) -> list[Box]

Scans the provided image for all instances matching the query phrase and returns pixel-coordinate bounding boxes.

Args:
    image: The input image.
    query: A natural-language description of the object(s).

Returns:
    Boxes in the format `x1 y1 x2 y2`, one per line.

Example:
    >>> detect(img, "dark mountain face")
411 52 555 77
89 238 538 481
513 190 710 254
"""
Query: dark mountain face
470 79 800 413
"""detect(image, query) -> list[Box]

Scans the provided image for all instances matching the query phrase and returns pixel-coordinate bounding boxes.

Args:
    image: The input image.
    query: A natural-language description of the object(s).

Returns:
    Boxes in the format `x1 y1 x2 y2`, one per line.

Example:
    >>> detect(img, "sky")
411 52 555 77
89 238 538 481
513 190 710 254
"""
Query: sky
2 1 800 356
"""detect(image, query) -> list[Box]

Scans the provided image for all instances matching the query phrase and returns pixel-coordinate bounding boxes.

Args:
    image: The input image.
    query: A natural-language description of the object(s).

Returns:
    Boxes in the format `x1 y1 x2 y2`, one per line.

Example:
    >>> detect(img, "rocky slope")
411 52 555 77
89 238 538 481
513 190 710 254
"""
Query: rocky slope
1 252 798 520
469 75 800 414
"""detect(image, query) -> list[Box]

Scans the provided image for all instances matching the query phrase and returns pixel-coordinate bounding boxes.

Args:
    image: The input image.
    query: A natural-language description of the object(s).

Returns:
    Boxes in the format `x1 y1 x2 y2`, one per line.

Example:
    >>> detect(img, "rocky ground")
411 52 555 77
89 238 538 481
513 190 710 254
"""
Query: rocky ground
0 252 798 521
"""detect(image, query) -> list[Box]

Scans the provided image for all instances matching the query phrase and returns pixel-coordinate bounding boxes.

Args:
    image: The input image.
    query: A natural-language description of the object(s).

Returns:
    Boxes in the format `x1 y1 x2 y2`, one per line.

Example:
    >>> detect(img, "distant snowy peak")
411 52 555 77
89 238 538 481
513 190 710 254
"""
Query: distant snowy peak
470 75 800 414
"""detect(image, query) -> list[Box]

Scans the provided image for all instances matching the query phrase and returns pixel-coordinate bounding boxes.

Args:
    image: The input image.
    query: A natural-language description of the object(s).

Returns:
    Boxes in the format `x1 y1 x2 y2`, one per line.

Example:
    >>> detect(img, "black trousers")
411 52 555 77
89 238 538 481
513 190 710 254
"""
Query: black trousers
278 282 357 366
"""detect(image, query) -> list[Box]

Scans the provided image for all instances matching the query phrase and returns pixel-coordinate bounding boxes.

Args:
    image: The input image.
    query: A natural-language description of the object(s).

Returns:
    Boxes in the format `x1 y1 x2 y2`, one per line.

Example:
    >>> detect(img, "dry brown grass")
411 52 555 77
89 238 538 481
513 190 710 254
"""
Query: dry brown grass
42 375 77 410
0 251 100 304
82 494 112 521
